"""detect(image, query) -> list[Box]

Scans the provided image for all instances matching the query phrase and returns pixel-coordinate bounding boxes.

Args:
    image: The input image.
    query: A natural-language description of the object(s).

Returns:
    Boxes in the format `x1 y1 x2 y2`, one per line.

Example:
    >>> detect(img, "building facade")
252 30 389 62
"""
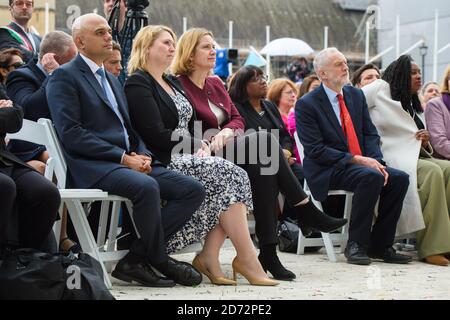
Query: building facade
378 0 450 83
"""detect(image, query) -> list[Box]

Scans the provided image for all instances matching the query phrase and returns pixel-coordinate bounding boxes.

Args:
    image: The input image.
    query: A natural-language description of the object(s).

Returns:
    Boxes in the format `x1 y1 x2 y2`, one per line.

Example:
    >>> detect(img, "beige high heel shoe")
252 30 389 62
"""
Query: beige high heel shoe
192 255 237 285
232 257 279 286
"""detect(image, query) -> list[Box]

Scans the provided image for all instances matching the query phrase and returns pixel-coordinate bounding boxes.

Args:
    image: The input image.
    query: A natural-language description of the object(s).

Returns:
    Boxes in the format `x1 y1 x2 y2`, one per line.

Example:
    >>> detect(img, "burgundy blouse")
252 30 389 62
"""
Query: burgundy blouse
178 75 244 134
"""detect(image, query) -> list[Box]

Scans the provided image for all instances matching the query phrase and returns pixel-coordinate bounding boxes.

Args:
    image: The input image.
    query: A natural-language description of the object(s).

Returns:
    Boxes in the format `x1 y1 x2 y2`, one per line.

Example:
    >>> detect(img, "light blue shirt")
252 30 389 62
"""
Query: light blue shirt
79 54 109 89
322 83 343 125
79 53 130 153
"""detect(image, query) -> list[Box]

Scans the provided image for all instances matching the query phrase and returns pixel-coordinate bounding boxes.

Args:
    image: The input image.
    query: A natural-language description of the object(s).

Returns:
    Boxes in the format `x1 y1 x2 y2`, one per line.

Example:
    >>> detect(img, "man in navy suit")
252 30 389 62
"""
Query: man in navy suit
0 0 42 63
296 47 411 265
6 31 77 164
47 13 205 287
7 30 77 122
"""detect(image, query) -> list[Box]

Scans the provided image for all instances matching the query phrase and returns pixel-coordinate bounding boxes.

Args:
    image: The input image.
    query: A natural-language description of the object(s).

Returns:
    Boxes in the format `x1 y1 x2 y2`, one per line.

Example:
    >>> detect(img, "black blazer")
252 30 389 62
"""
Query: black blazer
0 90 29 168
0 22 41 63
124 70 203 165
0 83 6 98
235 99 294 152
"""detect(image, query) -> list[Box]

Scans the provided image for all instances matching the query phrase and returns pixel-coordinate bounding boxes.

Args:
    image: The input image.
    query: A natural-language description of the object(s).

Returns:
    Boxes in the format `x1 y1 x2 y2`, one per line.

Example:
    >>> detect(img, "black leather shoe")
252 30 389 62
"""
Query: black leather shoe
344 241 371 265
368 247 412 264
154 257 202 286
112 256 175 287
297 201 348 234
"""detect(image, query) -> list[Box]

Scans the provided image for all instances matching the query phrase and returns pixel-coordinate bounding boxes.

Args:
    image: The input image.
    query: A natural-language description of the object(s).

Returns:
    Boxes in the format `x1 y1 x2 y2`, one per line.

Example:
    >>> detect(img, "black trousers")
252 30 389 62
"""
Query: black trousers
280 162 304 220
329 164 409 249
0 165 60 250
221 131 308 247
94 165 205 265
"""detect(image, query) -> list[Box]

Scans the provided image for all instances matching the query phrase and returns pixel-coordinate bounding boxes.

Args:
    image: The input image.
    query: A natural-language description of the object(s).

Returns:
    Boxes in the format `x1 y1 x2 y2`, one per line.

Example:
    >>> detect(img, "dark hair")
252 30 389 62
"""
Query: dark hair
112 41 121 52
382 54 422 114
228 65 263 104
351 63 380 86
0 47 23 68
298 74 320 98
0 47 23 83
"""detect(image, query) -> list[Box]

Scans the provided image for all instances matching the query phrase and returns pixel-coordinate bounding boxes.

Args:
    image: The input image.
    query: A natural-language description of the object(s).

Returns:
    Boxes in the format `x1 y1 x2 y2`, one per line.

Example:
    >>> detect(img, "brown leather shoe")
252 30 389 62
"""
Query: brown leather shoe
424 255 449 266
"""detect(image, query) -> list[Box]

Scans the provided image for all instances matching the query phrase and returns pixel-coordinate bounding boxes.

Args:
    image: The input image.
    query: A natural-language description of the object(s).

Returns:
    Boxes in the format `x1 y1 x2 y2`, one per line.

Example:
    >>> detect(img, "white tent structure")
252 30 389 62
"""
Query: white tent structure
260 37 314 56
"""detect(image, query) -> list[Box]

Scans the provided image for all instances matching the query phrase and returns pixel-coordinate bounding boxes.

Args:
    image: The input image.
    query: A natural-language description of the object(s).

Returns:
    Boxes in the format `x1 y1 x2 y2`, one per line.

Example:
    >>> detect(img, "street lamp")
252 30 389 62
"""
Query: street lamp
419 43 428 81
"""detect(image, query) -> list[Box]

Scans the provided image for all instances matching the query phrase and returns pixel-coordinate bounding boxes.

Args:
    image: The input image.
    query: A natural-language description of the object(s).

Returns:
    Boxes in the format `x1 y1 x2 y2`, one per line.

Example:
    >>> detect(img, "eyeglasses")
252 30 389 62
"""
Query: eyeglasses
9 62 26 69
250 74 268 83
282 89 296 95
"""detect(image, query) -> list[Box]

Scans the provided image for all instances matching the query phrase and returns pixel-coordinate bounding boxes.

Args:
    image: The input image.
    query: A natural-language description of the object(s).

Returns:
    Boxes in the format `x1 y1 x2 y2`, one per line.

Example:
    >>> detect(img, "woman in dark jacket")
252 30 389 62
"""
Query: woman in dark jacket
230 65 307 221
0 91 60 257
125 25 277 286
173 28 347 281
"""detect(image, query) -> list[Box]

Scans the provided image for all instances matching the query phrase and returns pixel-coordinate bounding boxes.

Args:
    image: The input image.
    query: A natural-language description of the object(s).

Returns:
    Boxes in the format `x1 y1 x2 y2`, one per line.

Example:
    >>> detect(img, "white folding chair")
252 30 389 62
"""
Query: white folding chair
294 131 353 262
8 118 134 288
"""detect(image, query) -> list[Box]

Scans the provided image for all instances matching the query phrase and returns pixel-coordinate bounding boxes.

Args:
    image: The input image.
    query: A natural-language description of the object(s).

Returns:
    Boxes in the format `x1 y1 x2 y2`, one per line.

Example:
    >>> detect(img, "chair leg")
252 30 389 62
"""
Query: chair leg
64 198 112 289
125 200 140 238
97 201 110 250
340 194 353 253
107 201 121 252
296 228 307 255
321 232 337 262
52 203 64 243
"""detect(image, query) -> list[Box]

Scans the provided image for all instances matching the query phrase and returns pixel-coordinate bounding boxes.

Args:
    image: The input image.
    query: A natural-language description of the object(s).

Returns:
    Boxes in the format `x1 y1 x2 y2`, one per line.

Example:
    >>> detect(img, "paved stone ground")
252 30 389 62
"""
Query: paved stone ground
110 245 450 300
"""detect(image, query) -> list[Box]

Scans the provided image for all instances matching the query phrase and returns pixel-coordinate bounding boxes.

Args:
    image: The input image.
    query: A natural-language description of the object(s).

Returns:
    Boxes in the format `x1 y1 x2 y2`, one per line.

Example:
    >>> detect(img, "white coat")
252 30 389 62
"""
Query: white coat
362 79 425 236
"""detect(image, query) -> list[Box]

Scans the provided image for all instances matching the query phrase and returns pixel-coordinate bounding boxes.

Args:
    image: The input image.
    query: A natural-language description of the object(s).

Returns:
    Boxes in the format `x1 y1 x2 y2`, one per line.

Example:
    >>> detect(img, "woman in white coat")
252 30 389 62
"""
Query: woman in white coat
362 55 450 266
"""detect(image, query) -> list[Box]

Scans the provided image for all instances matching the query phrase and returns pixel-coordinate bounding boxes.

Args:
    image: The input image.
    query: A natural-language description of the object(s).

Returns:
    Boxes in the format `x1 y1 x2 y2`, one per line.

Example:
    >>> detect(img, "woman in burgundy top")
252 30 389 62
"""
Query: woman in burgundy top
125 25 277 286
173 28 347 281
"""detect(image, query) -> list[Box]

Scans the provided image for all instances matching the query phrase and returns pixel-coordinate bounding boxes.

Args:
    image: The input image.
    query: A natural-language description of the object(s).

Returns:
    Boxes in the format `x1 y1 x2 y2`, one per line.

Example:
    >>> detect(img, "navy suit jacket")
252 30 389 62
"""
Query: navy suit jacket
0 22 41 62
295 84 384 201
5 58 48 160
46 54 151 188
6 57 50 121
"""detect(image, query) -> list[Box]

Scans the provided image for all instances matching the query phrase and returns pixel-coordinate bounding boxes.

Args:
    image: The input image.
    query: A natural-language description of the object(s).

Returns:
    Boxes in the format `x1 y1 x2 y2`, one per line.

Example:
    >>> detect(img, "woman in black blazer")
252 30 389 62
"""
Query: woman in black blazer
124 25 278 286
231 71 307 222
229 66 306 193
0 92 60 257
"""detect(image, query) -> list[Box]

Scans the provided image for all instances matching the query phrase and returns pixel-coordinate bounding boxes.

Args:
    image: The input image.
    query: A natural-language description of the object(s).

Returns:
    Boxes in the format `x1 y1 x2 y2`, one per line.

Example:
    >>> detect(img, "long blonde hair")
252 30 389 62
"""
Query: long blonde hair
171 28 213 76
127 25 177 75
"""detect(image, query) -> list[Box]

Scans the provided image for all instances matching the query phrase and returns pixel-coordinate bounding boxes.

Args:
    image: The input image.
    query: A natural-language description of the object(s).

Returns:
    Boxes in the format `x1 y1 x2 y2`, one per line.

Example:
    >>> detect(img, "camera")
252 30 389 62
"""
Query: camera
126 0 150 11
